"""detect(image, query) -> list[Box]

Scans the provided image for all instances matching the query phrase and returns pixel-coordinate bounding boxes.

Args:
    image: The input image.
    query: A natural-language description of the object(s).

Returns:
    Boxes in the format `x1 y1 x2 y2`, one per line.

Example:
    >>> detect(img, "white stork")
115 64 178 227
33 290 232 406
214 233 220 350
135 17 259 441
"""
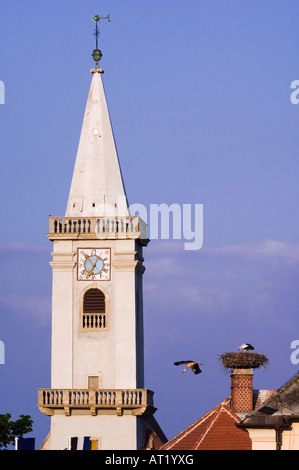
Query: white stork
238 343 254 351
174 361 202 375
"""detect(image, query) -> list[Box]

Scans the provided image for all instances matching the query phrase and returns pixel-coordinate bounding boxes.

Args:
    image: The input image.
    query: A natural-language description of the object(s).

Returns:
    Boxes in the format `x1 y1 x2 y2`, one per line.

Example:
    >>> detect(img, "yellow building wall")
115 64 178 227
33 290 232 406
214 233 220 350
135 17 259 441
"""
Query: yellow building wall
282 422 299 450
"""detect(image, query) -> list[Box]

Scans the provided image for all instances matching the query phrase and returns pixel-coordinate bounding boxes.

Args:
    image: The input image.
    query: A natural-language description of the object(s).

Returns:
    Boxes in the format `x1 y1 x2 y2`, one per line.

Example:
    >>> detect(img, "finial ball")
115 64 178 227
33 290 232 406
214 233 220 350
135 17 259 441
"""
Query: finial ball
92 49 102 63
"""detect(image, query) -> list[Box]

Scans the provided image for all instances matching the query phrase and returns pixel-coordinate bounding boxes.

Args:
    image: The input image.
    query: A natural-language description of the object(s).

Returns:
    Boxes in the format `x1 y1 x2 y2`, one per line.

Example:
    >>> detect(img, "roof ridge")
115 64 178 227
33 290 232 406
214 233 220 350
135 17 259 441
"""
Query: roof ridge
163 399 229 450
194 401 240 449
194 404 224 449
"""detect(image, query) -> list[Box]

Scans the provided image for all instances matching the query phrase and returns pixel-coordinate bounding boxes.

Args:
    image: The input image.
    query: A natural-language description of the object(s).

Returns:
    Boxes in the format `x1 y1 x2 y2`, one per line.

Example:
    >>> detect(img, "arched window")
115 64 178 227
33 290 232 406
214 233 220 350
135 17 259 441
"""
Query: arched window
81 288 107 331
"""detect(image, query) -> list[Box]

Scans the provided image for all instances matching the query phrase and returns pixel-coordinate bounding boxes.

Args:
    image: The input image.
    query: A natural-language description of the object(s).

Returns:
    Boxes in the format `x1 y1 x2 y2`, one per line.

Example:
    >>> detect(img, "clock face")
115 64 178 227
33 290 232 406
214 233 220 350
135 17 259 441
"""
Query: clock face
77 248 111 281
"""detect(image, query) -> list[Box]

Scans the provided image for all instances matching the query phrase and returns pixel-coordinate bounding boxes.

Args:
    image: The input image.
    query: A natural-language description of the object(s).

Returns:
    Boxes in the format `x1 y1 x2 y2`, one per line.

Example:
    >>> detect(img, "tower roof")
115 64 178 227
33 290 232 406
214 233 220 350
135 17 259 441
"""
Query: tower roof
65 68 128 218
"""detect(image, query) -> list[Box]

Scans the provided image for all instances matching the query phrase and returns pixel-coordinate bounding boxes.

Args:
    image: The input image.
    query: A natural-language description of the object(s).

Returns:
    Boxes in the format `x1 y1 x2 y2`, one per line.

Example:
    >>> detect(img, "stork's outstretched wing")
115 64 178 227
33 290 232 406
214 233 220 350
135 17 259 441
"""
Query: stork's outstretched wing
174 361 194 366
174 360 202 375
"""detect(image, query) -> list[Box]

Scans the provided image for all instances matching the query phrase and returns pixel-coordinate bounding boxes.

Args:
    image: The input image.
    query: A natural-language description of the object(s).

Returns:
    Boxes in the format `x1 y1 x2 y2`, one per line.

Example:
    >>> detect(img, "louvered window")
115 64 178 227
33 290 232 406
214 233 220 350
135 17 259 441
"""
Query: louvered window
81 288 107 330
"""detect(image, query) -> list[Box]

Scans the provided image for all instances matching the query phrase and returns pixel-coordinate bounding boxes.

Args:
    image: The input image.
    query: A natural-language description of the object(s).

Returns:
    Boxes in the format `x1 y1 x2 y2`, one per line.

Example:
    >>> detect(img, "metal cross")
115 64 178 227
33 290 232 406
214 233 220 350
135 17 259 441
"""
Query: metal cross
93 14 111 50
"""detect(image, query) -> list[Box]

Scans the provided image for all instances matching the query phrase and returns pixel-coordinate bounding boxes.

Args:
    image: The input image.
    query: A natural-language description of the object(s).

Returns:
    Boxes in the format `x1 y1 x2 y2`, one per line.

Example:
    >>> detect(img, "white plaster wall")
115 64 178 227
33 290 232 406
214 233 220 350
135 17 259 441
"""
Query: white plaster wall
50 414 141 450
51 240 74 388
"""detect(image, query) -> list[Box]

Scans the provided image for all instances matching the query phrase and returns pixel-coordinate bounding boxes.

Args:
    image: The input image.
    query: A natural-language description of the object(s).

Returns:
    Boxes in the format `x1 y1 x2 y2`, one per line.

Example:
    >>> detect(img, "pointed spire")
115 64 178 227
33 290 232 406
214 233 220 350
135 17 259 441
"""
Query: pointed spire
65 69 128 218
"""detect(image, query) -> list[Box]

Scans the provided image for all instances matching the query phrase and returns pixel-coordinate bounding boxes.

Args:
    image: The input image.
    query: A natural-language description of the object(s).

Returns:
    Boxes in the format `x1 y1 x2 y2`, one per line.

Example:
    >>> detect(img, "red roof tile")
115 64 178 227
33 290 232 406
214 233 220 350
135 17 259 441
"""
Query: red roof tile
161 398 251 450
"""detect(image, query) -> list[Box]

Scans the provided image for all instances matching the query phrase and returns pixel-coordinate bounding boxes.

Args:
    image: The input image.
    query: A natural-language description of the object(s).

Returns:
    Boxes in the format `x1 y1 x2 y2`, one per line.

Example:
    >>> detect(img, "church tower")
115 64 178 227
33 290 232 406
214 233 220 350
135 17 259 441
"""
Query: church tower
38 18 157 450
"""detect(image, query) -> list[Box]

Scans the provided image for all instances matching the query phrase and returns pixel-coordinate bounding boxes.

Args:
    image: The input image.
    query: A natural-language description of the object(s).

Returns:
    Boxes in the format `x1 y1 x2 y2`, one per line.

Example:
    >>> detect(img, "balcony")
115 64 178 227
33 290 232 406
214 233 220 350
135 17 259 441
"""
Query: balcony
47 216 148 243
38 388 155 417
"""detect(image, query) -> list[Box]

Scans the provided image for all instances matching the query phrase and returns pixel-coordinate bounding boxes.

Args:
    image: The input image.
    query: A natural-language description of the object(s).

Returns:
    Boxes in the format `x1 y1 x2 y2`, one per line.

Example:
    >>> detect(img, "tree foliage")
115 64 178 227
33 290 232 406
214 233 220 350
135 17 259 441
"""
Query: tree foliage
0 413 33 449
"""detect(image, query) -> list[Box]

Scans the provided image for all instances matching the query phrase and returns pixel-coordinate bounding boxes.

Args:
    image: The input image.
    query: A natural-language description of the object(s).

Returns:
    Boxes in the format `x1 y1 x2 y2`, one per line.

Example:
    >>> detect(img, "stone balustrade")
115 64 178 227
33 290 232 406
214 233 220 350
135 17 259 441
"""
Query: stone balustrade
47 216 147 242
38 388 155 417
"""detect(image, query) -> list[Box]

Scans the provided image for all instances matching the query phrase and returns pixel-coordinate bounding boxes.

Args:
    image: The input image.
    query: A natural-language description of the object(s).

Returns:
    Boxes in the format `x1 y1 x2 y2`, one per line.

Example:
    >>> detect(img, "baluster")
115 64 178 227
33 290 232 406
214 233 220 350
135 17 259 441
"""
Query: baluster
131 218 136 232
111 218 115 233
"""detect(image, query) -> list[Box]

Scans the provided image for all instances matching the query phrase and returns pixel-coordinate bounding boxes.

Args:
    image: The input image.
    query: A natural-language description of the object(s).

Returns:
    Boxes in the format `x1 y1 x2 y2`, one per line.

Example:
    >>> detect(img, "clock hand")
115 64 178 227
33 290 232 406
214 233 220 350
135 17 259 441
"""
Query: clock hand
87 264 95 275
91 258 102 274
84 254 96 276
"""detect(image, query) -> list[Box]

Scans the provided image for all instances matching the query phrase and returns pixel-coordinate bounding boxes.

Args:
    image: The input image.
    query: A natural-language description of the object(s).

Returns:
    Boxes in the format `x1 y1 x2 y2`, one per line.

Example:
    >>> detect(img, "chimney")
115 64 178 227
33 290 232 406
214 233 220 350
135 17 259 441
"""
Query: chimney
230 368 254 414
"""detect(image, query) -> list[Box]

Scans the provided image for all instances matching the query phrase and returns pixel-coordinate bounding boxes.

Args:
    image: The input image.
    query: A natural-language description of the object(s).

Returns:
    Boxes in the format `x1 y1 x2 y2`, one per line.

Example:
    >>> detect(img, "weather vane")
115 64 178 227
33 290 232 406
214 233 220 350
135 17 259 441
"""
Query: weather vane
92 14 111 68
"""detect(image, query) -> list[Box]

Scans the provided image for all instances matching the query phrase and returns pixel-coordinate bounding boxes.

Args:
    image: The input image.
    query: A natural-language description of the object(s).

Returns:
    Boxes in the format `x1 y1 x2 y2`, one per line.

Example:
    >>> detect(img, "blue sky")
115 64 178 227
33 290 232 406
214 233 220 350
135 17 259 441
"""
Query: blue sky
1 0 299 448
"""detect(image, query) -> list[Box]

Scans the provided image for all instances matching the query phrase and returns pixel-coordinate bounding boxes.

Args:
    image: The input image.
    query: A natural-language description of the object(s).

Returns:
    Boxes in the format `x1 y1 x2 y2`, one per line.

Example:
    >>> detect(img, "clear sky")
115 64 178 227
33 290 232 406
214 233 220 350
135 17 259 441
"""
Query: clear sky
1 0 299 449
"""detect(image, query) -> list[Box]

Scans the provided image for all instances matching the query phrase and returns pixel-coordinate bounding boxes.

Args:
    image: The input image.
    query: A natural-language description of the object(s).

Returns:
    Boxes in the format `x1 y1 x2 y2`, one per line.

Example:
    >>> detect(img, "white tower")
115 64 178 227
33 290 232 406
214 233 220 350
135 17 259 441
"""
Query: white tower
38 25 157 450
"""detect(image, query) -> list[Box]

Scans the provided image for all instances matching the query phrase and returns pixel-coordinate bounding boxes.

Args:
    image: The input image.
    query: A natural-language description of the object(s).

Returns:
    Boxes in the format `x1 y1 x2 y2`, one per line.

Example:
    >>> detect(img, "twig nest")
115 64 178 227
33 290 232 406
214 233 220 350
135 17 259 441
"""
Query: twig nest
219 352 269 370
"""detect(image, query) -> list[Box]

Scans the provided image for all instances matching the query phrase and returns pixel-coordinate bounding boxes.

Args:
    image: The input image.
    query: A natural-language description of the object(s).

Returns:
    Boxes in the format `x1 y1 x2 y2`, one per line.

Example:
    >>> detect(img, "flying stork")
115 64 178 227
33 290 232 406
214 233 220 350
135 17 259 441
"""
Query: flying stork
174 361 202 375
238 343 254 351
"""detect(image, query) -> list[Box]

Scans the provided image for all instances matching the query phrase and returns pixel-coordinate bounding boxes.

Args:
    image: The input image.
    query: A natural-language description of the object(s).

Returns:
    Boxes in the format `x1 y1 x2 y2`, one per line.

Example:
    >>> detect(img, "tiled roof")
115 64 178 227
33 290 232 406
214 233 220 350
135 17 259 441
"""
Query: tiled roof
239 371 299 427
161 397 252 450
253 389 277 409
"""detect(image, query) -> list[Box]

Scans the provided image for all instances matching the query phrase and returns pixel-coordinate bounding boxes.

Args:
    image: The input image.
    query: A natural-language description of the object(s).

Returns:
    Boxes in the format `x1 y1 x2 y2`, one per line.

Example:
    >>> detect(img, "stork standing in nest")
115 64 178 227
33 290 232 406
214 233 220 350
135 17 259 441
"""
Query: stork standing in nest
174 361 202 375
238 343 254 351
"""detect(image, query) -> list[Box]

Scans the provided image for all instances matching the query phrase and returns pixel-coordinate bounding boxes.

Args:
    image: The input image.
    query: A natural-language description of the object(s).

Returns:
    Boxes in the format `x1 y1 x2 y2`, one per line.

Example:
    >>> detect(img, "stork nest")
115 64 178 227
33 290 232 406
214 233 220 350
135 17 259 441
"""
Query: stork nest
219 352 269 371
